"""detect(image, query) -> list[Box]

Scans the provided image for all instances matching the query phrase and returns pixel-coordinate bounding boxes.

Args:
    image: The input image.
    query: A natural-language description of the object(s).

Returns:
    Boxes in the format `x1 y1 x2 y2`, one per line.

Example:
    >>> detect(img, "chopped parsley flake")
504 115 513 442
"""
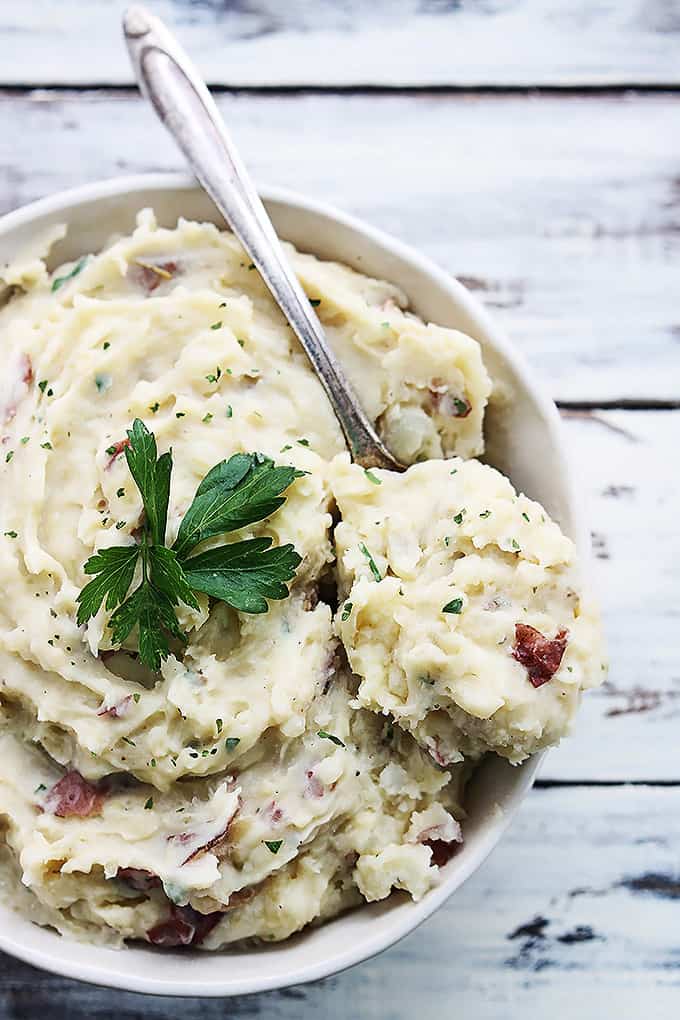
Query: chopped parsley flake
226 405 233 418
225 737 240 752
176 412 186 418
115 521 126 530
133 692 141 703
297 438 310 447
103 341 111 350
453 510 466 525
211 321 222 330
144 797 153 810
202 412 213 423
20 436 29 445
38 380 48 393
318 730 345 747
450 467 457 475
149 402 160 413
122 737 136 747
237 338 245 347
479 510 491 518
51 256 87 292
95 374 112 393
4 531 18 539
309 298 321 307
359 542 382 582
216 718 223 734
364 468 382 485
341 602 353 621
280 444 292 452
511 539 520 551
116 488 125 498
40 441 53 451
442 598 463 615
522 512 530 522
264 840 283 854
4 451 13 463
206 367 222 384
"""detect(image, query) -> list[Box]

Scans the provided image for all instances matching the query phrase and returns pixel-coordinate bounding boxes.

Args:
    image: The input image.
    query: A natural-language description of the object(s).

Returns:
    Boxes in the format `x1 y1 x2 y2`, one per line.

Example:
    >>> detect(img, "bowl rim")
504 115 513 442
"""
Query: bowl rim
0 172 572 996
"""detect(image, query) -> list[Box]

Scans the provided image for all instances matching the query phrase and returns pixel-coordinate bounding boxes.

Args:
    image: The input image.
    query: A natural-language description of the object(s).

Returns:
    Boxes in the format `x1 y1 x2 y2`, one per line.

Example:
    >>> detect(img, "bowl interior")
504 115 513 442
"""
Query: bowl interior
0 176 572 996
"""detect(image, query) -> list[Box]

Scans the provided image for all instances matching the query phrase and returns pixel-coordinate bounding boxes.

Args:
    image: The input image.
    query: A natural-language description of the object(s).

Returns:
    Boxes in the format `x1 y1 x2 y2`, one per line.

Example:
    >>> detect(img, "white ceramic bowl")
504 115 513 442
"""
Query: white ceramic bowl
0 174 581 996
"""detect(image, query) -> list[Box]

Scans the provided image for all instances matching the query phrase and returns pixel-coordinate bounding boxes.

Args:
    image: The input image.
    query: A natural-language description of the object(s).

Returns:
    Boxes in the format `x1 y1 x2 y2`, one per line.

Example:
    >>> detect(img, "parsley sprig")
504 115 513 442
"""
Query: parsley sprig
77 419 302 670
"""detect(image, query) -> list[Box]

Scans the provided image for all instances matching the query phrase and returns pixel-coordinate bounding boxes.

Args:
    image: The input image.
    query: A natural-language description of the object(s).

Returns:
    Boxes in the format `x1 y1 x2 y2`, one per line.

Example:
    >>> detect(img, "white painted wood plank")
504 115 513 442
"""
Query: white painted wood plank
1 0 679 86
546 410 680 780
0 786 678 1017
1 90 679 402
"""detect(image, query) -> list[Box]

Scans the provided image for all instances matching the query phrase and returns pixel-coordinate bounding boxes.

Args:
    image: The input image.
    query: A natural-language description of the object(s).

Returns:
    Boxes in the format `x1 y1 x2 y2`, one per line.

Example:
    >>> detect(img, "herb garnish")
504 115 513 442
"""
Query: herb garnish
341 601 353 621
51 256 87 293
442 598 463 615
317 730 345 747
364 468 381 485
359 542 382 582
225 737 240 752
264 840 283 854
77 420 302 670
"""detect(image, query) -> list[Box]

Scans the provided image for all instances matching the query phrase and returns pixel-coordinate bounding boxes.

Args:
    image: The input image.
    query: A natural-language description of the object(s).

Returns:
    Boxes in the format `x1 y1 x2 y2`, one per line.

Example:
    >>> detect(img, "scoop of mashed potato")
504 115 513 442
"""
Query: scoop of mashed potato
333 457 605 765
0 211 492 949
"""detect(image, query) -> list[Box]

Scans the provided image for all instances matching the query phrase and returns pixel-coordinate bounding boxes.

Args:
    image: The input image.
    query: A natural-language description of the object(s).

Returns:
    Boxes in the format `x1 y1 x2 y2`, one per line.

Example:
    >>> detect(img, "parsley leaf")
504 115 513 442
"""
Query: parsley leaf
108 572 186 673
442 598 464 615
124 419 172 546
76 546 139 625
148 545 198 612
182 538 301 614
173 454 303 558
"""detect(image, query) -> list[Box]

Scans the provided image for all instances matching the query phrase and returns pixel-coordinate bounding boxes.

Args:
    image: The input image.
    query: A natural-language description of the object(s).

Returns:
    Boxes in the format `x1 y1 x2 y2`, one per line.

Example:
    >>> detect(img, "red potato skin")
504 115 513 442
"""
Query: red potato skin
43 771 105 818
512 623 568 687
147 905 222 948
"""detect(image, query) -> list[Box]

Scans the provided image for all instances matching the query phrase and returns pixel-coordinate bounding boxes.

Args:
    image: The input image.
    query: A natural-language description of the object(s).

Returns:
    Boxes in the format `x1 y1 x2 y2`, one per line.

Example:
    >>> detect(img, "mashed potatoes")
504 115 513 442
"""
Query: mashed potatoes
333 457 604 766
0 210 600 949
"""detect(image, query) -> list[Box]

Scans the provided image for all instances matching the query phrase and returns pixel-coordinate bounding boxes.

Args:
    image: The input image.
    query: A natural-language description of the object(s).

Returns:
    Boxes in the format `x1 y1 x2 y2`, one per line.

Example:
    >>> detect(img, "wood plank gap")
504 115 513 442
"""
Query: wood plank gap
2 83 680 97
558 400 680 411
535 779 680 788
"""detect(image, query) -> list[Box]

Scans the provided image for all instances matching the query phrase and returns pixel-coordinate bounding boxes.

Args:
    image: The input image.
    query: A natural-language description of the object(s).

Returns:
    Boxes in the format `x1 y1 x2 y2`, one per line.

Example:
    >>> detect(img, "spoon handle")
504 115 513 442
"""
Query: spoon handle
123 5 402 471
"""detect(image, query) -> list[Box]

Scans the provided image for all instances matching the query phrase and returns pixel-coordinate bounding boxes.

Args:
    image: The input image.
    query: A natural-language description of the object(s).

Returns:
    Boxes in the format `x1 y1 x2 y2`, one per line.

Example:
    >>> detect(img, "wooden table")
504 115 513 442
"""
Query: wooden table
0 2 678 1016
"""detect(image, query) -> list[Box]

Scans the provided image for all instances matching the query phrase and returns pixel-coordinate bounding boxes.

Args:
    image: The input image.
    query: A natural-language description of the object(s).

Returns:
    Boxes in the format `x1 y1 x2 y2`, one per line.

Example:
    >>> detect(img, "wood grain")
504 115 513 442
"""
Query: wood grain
0 785 678 1018
2 89 679 402
548 410 680 780
2 0 680 87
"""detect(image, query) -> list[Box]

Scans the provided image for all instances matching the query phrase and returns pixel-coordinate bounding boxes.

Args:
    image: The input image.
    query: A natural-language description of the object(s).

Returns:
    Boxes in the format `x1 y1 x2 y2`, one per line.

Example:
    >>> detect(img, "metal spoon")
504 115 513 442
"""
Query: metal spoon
122 5 403 471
